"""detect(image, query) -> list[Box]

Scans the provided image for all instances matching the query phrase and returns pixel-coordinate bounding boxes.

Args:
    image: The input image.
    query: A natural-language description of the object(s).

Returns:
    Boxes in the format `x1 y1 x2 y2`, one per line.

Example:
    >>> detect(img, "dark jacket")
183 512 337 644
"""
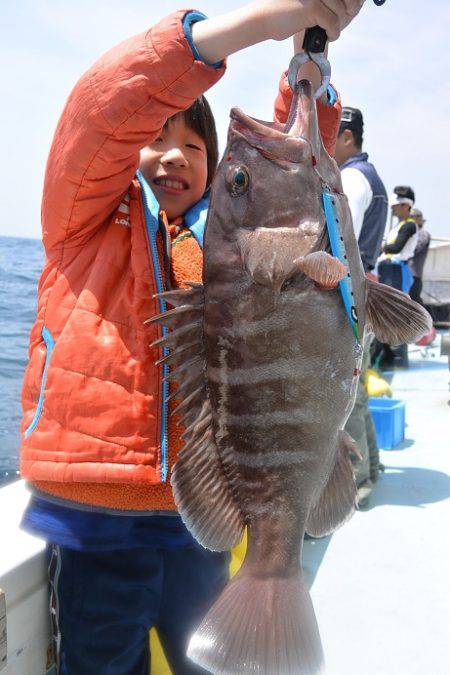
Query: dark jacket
340 152 388 271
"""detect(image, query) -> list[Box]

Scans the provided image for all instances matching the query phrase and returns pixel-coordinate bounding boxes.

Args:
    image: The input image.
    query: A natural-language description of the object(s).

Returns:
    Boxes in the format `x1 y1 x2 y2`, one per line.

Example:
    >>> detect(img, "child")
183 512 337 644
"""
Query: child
20 2 363 673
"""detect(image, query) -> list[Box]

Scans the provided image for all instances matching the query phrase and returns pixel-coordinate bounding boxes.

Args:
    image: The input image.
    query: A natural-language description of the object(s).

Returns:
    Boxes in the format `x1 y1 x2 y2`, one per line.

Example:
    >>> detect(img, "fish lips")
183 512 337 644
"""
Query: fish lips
228 79 320 165
228 109 312 166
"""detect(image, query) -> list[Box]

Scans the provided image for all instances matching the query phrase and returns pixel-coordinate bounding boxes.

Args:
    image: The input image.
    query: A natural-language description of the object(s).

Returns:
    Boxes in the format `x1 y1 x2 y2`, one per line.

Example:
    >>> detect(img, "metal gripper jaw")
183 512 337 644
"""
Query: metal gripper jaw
287 26 331 100
287 50 331 100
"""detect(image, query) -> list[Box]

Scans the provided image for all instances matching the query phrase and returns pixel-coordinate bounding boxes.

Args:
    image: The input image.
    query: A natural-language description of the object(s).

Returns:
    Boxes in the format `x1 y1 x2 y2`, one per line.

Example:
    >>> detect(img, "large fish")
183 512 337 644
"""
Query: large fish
150 80 431 674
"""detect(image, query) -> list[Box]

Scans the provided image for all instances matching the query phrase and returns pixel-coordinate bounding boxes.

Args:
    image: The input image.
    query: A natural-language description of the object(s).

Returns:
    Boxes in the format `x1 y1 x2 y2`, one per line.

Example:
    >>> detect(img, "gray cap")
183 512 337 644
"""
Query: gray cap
411 208 425 220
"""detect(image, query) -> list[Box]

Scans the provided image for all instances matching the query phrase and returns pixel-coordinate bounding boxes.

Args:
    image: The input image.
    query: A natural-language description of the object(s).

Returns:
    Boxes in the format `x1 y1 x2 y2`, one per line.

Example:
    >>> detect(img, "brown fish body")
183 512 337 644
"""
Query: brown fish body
204 273 357 573
202 85 363 578
178 85 363 673
151 81 432 675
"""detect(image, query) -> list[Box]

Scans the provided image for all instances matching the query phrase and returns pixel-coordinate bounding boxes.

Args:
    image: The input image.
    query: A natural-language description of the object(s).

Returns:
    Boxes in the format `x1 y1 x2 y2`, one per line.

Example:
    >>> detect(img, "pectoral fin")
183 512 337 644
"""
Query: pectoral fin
366 278 432 345
295 251 347 289
306 431 357 538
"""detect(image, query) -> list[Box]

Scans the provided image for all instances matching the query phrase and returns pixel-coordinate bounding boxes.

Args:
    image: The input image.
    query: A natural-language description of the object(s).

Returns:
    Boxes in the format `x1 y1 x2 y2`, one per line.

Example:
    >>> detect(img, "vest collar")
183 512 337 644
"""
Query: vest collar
340 152 369 170
136 171 208 250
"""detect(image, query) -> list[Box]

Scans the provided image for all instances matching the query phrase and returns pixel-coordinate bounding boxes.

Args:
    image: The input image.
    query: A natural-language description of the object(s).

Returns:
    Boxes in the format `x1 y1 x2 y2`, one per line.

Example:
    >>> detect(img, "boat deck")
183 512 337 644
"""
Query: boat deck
1 341 449 674
303 340 450 675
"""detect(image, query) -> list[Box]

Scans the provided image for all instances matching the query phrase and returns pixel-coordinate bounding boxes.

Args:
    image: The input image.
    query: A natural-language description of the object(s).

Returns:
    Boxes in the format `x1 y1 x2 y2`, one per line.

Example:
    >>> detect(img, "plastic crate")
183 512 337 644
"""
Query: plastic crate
368 398 405 450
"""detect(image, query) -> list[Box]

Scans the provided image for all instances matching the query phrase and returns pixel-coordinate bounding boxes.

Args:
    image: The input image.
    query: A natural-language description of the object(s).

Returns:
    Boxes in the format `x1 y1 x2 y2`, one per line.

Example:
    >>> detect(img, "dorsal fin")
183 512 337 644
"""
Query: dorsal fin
148 286 245 551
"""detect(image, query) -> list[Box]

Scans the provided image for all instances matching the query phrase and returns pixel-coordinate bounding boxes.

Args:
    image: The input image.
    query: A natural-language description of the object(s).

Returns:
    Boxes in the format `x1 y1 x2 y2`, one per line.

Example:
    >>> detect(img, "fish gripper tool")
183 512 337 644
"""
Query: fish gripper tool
288 26 330 100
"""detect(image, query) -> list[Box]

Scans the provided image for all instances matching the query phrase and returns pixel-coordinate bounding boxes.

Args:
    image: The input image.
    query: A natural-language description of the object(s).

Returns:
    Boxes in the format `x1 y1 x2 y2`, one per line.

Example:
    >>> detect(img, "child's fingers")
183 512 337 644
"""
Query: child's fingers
313 1 342 41
342 0 365 14
339 0 365 28
319 0 365 36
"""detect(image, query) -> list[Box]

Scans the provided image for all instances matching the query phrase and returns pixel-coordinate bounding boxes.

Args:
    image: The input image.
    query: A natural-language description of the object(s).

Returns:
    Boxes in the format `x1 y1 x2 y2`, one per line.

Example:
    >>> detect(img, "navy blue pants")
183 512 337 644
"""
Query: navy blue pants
48 544 229 675
378 259 403 291
377 260 409 366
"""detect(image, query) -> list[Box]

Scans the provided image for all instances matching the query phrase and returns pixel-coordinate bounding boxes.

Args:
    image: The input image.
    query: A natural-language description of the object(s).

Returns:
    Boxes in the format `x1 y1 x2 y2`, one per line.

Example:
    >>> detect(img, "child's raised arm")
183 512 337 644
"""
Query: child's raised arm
42 11 226 252
191 0 364 62
43 2 363 252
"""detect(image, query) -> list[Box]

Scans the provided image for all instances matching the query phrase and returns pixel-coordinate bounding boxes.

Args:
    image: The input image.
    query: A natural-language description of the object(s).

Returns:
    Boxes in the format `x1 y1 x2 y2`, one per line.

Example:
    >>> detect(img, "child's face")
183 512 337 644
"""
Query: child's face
139 116 208 221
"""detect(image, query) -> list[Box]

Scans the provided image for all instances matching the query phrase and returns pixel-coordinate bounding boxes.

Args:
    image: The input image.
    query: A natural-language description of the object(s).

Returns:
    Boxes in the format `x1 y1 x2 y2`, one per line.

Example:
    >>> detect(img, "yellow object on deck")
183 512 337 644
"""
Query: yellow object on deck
229 528 248 577
149 630 171 675
150 530 248 674
366 368 392 398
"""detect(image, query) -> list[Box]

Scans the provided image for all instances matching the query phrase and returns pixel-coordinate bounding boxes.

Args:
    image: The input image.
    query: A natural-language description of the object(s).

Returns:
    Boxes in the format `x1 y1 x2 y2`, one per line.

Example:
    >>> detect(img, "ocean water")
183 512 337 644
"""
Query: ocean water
0 235 44 485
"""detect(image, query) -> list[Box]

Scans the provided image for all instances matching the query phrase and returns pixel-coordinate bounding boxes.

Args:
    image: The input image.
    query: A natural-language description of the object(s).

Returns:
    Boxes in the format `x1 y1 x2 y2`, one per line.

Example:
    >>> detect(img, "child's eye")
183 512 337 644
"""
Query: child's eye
186 143 202 151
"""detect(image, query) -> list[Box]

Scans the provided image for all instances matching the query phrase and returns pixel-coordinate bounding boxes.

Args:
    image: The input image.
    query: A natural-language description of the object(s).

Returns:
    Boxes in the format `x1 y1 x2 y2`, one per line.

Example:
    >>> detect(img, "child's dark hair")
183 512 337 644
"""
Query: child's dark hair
178 95 218 189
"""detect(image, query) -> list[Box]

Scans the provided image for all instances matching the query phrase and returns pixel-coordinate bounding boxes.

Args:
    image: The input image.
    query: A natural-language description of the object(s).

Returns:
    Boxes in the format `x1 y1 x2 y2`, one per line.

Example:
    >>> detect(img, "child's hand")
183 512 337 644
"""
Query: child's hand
261 0 365 42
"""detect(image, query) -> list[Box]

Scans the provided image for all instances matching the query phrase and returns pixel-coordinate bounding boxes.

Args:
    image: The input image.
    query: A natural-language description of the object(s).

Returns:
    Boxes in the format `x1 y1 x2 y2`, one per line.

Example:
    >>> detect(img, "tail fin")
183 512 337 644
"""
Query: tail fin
188 567 325 675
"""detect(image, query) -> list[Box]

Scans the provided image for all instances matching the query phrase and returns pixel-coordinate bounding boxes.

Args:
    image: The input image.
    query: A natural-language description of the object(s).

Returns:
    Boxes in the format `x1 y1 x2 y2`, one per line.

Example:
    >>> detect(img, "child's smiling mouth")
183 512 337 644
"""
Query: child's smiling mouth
153 174 190 195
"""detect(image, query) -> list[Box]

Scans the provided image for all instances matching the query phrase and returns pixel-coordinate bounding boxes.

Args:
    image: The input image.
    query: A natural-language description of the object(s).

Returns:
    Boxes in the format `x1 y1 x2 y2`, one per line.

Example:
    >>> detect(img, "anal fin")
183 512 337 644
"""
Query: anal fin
306 430 357 538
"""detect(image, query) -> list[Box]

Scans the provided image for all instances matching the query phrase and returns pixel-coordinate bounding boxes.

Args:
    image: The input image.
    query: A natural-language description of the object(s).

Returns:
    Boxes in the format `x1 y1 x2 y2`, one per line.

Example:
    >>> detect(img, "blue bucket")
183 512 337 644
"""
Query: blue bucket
368 398 405 449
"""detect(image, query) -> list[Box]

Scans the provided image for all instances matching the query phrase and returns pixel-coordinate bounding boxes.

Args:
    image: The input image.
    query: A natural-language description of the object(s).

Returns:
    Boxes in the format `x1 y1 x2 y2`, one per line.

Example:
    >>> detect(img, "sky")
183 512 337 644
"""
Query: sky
1 0 450 240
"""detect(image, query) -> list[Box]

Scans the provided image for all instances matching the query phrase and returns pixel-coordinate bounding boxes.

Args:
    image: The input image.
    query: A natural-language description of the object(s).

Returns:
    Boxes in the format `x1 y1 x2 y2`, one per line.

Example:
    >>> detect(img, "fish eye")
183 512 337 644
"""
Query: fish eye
227 165 250 196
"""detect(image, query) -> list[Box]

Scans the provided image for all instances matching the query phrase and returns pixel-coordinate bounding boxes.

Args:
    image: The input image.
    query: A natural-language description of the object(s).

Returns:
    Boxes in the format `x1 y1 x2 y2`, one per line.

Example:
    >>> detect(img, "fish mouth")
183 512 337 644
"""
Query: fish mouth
229 80 318 164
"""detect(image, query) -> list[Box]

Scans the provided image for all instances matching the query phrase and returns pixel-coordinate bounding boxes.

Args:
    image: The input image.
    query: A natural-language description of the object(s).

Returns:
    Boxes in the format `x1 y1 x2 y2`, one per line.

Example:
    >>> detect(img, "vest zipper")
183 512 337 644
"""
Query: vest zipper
137 173 169 483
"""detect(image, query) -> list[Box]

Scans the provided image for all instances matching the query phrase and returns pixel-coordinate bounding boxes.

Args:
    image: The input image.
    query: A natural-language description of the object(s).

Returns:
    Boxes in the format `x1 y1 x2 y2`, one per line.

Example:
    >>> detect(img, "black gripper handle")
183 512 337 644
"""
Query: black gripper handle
302 26 327 54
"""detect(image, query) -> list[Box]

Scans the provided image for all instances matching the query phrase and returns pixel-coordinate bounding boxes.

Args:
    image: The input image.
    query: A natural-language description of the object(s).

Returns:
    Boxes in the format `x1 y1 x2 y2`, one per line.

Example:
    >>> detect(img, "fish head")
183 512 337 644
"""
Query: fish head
208 80 342 293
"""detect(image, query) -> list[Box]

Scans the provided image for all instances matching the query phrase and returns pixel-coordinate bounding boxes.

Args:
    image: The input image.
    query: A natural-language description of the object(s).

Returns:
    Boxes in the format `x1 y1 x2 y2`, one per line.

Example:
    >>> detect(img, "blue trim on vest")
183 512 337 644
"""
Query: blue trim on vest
135 174 209 480
183 192 209 249
322 192 360 343
327 85 337 106
136 171 169 482
24 327 55 438
339 152 369 172
182 11 223 69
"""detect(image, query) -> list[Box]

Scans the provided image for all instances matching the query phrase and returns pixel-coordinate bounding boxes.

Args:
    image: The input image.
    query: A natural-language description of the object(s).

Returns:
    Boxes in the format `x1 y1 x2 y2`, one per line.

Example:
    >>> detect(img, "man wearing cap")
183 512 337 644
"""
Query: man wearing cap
409 208 431 305
335 107 388 272
375 186 419 368
379 186 418 291
335 108 388 504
